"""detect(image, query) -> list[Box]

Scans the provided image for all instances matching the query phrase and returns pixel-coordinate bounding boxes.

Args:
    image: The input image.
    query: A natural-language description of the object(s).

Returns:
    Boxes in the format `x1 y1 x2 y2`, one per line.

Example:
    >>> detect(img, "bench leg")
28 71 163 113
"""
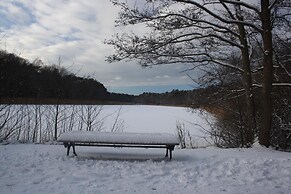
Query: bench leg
165 148 169 158
67 145 70 156
64 143 70 156
166 145 174 160
72 144 77 156
65 143 77 156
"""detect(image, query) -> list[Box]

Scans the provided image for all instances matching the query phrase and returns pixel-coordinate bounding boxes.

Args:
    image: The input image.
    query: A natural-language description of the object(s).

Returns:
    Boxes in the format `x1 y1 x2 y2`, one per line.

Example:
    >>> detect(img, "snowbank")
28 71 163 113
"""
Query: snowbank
0 144 290 194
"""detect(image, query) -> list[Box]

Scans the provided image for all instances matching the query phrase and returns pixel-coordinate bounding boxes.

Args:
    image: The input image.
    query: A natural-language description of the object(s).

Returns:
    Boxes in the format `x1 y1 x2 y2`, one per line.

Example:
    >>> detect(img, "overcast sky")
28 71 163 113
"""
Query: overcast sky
0 0 197 94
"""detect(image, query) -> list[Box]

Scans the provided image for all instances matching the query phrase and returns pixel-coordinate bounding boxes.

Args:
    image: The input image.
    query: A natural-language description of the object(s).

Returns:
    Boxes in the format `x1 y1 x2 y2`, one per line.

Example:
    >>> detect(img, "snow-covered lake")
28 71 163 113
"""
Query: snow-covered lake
1 105 213 147
100 105 212 147
100 105 204 133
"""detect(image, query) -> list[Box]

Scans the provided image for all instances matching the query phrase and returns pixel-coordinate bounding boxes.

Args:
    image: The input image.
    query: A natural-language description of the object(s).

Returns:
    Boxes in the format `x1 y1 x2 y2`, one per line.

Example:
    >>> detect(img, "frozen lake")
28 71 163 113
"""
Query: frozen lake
1 105 213 147
100 105 212 147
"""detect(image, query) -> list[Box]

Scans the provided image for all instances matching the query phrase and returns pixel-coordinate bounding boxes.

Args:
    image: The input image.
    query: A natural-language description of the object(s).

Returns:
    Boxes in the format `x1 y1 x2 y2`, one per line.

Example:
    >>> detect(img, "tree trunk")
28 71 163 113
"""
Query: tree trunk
259 0 274 147
54 104 59 141
236 4 256 147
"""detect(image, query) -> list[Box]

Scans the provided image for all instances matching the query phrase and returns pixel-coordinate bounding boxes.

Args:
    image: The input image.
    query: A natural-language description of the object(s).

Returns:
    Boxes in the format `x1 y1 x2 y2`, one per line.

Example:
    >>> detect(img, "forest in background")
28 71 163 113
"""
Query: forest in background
0 50 106 101
0 50 201 106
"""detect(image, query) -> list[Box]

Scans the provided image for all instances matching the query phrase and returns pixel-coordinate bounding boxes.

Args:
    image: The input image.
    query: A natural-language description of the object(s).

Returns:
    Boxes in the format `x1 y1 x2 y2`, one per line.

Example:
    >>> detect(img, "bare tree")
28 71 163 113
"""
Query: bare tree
0 105 24 142
107 0 291 147
107 0 259 146
176 121 187 148
0 104 13 141
259 0 274 147
77 105 105 131
110 106 124 132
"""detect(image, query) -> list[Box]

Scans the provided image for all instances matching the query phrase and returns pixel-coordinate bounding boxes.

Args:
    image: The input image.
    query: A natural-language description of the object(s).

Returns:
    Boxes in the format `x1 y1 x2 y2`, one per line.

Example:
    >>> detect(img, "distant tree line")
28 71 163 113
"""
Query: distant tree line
0 50 110 102
135 89 198 106
0 49 200 105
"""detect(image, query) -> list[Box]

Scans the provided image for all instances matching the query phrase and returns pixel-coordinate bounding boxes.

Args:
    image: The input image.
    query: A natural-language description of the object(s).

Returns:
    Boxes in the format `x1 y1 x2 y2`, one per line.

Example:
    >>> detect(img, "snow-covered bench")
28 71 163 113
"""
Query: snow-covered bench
58 131 180 160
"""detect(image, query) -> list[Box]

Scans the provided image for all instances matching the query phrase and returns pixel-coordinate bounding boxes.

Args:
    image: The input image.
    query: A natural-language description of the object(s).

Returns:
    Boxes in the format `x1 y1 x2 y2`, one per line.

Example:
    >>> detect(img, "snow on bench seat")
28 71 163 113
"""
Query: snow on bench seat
58 131 179 145
58 131 180 160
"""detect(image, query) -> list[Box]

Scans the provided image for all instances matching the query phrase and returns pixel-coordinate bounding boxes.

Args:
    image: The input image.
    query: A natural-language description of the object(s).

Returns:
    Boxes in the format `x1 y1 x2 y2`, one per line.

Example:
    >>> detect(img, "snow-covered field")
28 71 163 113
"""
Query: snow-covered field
0 105 290 194
1 144 290 194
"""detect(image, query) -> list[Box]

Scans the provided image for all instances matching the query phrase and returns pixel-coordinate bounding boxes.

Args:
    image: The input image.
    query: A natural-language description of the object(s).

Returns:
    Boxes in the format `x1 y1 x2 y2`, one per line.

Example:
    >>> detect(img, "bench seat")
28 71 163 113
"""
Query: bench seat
58 131 180 160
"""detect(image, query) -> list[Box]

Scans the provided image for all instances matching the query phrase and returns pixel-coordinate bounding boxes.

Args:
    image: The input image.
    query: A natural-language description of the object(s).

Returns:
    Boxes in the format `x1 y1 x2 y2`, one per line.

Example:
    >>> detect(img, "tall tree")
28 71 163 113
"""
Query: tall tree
259 0 274 147
107 0 291 147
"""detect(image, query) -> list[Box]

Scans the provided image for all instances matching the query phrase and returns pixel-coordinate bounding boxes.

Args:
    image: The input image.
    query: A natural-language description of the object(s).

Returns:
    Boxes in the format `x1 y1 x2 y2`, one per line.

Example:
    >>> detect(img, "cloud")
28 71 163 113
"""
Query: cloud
0 2 34 27
179 76 188 80
114 76 122 80
0 0 194 92
155 75 170 79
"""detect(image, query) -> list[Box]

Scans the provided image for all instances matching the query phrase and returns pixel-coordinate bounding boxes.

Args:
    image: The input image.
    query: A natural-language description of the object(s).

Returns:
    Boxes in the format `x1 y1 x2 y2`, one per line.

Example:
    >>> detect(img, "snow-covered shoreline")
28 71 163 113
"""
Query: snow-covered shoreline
1 144 290 194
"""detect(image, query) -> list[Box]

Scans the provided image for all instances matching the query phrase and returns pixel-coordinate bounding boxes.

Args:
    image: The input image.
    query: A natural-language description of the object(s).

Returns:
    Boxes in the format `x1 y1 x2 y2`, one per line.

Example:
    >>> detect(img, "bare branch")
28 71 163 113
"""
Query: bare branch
149 13 241 38
220 0 261 14
272 83 291 87
175 0 263 32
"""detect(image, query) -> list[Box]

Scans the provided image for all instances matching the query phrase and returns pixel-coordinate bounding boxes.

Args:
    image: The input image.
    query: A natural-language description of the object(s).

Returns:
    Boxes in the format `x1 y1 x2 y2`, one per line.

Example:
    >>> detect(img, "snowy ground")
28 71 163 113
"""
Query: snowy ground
0 105 290 194
0 144 290 194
